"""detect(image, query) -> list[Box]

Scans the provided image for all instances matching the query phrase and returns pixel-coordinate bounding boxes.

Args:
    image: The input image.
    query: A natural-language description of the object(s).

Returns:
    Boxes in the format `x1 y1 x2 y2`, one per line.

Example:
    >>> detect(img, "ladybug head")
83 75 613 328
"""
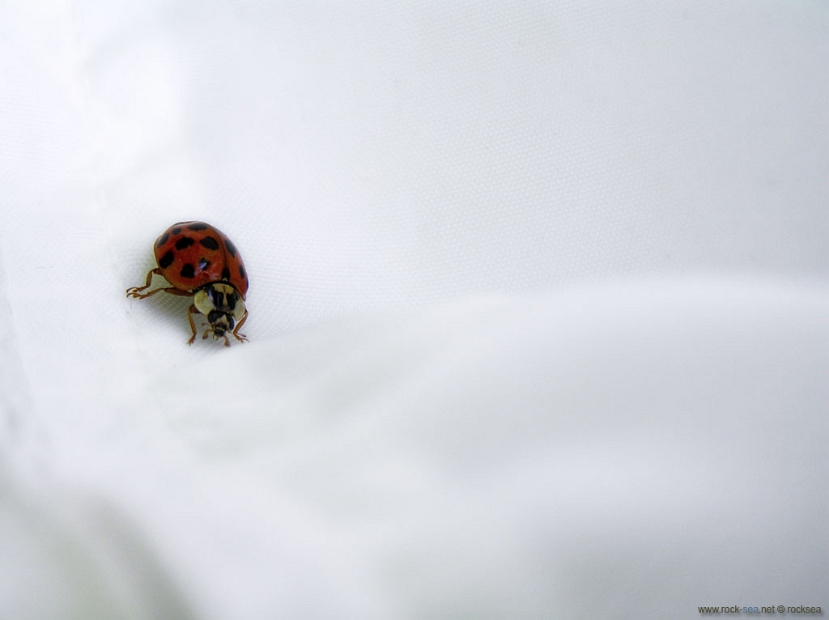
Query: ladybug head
193 283 246 340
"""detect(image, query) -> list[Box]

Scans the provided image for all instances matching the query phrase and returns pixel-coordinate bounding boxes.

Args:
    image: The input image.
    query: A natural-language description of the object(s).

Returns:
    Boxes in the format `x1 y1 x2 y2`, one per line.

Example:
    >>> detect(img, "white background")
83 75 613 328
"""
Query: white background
1 1 827 618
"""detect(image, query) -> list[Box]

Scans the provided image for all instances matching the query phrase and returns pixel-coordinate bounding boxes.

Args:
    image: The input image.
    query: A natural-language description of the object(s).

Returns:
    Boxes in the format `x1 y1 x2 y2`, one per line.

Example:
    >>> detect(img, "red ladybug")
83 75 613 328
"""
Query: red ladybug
126 221 249 346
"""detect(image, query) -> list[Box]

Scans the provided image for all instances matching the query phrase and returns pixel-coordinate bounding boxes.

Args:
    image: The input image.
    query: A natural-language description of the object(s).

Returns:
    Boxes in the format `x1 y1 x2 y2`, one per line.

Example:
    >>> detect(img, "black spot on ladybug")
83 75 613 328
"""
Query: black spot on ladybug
221 267 231 281
188 222 209 231
225 239 237 257
198 258 210 271
172 227 182 235
227 293 237 311
199 236 219 250
239 265 246 280
180 264 195 278
156 232 169 248
159 250 174 269
175 236 195 250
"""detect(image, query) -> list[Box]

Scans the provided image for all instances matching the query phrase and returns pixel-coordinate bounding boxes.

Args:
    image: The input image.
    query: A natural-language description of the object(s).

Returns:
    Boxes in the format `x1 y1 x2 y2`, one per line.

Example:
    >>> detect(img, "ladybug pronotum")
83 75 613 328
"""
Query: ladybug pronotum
126 221 249 346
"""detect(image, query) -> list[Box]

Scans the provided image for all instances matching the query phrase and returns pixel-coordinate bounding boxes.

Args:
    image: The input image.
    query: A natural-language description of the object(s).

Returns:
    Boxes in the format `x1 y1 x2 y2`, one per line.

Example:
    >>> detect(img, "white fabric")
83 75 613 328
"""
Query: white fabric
1 1 827 618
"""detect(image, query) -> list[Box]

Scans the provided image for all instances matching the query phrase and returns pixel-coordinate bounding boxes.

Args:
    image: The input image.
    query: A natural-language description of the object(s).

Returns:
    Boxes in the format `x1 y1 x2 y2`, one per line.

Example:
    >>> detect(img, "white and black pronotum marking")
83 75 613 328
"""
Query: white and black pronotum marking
192 282 247 344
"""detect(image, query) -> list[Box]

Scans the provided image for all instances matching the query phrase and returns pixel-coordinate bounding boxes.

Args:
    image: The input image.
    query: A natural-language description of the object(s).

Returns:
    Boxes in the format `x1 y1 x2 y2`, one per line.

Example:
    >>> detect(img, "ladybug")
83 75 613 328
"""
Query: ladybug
126 221 249 346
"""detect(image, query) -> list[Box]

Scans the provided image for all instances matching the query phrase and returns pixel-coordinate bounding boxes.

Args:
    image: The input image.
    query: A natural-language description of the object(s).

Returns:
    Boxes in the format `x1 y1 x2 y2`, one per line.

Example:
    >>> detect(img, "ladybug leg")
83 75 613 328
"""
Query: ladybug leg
137 287 194 300
187 304 199 345
202 328 211 340
232 311 249 343
126 268 163 297
128 277 194 301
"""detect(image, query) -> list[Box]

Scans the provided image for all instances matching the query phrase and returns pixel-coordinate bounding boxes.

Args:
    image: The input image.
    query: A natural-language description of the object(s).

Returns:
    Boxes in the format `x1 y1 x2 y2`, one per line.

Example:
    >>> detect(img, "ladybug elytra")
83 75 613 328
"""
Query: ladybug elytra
126 221 249 346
